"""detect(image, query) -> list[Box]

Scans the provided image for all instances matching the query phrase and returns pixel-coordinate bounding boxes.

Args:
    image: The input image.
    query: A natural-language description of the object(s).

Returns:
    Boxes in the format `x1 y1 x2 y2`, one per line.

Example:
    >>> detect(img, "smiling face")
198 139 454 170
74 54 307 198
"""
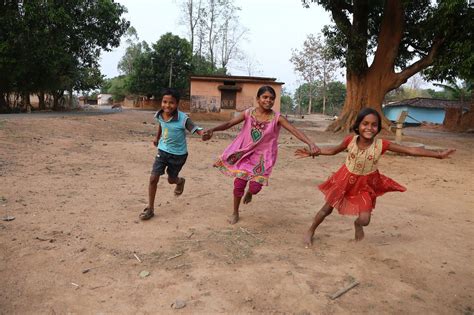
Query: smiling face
358 113 379 140
256 91 275 111
161 95 178 114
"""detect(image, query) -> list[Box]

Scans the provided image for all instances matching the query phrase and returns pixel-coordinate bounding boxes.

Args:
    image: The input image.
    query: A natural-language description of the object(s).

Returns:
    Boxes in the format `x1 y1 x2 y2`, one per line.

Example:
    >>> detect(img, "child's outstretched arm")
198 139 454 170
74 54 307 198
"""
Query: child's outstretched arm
202 112 245 141
387 142 456 159
295 139 347 158
278 116 321 155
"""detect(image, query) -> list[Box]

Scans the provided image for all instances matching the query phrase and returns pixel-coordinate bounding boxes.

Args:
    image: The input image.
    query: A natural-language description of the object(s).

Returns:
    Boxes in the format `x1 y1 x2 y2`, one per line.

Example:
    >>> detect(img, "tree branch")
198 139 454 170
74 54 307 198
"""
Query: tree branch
328 1 352 39
395 38 444 87
371 0 404 71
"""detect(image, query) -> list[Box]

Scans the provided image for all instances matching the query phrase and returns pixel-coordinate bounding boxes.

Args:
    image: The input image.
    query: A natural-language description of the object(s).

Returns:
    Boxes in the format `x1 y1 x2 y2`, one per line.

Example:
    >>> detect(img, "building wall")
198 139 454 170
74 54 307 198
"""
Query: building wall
190 80 282 120
383 106 445 124
98 94 113 105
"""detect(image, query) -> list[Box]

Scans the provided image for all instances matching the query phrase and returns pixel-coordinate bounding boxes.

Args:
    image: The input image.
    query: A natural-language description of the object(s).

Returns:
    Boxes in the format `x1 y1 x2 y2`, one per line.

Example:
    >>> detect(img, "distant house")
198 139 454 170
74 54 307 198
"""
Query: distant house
383 98 469 125
97 94 113 105
78 96 98 106
190 75 284 120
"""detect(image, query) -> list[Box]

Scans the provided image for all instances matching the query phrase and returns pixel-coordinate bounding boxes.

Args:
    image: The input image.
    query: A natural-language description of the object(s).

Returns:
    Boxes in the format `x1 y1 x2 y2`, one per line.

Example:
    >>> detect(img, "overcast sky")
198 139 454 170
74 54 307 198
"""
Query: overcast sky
99 0 338 92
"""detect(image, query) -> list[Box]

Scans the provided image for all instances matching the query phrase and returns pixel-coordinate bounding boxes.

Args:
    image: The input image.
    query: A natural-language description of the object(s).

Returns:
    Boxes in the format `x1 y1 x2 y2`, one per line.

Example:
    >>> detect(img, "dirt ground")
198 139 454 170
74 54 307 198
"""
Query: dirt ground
0 109 473 314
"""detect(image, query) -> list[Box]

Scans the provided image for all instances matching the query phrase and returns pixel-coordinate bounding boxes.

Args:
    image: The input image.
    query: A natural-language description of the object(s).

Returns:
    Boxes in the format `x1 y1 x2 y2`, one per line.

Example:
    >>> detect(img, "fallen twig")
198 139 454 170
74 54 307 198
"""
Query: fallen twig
329 281 359 300
133 253 142 263
82 265 105 274
35 237 51 242
167 252 184 260
175 263 188 269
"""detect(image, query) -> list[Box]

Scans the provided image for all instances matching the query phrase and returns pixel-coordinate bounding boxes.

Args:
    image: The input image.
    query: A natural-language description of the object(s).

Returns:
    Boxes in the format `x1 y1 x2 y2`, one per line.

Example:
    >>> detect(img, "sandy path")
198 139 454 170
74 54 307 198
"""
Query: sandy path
0 110 472 314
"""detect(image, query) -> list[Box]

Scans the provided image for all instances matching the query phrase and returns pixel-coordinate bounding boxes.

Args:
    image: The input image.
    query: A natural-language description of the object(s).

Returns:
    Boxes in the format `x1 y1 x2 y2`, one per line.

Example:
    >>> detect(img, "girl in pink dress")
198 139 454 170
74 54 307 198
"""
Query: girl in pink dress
203 86 320 224
295 108 455 246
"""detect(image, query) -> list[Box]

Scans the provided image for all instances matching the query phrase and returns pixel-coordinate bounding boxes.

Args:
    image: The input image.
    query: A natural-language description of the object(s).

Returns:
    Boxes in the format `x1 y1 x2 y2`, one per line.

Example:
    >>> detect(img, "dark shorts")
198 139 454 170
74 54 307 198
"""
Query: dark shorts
151 149 188 178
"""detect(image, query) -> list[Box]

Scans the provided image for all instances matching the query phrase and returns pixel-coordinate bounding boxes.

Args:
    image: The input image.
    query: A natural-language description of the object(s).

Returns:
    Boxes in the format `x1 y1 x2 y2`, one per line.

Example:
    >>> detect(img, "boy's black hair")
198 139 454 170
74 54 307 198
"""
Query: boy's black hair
161 88 180 102
351 108 382 135
257 85 276 98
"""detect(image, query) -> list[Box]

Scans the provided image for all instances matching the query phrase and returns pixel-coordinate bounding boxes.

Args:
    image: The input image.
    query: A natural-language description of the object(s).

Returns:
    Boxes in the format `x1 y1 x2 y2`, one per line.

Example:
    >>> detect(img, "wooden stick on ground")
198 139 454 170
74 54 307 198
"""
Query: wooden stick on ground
329 281 359 300
133 253 142 263
167 252 183 260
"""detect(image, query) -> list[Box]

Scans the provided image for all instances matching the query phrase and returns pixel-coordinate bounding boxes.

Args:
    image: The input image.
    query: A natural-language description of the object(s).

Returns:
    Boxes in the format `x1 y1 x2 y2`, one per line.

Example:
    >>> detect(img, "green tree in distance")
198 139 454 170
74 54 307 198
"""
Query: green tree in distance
0 1 129 112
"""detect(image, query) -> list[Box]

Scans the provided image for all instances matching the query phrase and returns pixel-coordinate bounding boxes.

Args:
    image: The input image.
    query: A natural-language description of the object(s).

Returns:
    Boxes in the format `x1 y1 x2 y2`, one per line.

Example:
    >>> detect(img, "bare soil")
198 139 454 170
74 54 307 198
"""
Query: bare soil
0 110 473 314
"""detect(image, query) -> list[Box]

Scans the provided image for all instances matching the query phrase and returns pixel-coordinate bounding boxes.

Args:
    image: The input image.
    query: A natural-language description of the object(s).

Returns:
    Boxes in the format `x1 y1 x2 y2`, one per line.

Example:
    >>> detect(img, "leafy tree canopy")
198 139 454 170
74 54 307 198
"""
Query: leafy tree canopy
0 0 129 111
303 0 473 81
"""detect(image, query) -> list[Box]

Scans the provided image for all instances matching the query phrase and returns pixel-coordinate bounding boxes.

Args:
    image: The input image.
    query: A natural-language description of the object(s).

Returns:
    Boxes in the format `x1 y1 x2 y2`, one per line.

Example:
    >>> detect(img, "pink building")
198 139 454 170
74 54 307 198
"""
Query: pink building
190 75 284 120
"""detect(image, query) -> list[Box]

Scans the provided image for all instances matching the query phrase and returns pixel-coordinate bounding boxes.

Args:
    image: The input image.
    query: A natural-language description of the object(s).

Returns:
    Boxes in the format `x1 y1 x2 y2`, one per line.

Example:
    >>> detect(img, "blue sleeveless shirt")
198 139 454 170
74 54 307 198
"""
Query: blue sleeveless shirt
155 110 198 155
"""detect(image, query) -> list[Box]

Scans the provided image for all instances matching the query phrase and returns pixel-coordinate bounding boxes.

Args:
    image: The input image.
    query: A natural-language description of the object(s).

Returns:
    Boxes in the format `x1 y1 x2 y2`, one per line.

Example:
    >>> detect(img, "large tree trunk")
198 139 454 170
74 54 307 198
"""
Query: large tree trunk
327 0 442 133
68 88 73 108
38 92 46 110
327 70 391 132
0 93 8 112
22 92 31 113
322 81 327 115
308 84 313 115
53 91 64 110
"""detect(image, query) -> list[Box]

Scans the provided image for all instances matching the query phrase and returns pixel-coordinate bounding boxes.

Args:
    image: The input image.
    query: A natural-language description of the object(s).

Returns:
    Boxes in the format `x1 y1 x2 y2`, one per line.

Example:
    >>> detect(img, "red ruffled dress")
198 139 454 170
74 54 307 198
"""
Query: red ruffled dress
319 135 406 215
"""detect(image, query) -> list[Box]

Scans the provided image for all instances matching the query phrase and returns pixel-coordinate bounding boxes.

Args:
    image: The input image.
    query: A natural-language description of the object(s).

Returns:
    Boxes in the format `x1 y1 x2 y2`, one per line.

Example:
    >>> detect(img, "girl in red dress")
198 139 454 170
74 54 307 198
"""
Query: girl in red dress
296 108 455 247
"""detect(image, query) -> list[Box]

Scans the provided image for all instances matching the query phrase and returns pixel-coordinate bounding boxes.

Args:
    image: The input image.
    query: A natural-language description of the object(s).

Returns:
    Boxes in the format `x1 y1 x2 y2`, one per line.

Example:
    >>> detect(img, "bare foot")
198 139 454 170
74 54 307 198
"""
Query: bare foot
303 230 314 248
354 222 365 241
243 191 252 204
228 213 239 225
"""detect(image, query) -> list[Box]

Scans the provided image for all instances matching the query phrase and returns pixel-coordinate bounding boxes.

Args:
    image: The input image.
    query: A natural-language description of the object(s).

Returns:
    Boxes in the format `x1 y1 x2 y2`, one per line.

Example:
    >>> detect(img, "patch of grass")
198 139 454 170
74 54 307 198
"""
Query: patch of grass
204 227 265 263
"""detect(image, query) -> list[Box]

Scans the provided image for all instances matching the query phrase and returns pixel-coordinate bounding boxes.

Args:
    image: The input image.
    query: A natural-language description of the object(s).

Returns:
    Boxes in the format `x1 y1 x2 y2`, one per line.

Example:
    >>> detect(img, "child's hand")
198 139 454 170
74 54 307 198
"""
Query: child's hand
202 130 213 141
295 148 313 158
437 148 456 159
152 139 158 147
308 143 321 156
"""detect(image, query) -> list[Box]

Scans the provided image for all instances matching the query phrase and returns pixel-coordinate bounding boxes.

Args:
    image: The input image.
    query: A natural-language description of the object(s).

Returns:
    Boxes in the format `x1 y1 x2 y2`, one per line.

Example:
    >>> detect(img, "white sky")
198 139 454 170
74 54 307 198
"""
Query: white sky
99 0 336 92
99 0 437 93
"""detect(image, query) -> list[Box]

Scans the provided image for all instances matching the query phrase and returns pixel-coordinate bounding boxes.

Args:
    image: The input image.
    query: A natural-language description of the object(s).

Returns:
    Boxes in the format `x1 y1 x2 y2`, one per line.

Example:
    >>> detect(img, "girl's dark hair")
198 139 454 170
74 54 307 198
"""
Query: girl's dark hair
257 85 276 98
161 88 180 102
351 108 382 135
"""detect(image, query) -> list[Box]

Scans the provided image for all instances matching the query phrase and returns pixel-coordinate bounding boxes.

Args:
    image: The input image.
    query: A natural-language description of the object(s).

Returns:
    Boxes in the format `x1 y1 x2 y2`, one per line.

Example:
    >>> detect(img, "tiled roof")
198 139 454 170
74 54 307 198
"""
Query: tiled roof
384 97 469 109
190 74 284 84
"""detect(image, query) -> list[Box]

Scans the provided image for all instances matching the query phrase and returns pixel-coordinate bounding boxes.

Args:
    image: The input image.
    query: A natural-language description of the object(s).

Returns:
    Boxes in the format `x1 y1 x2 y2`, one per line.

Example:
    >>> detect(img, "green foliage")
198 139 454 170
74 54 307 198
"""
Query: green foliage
100 79 113 94
433 80 472 101
118 41 150 76
425 89 451 100
423 2 474 82
191 54 226 75
0 1 129 111
152 33 192 91
106 76 129 101
280 89 295 114
294 81 346 115
124 43 154 97
303 0 474 81
324 81 347 115
384 87 433 103
123 33 193 98
384 79 472 103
